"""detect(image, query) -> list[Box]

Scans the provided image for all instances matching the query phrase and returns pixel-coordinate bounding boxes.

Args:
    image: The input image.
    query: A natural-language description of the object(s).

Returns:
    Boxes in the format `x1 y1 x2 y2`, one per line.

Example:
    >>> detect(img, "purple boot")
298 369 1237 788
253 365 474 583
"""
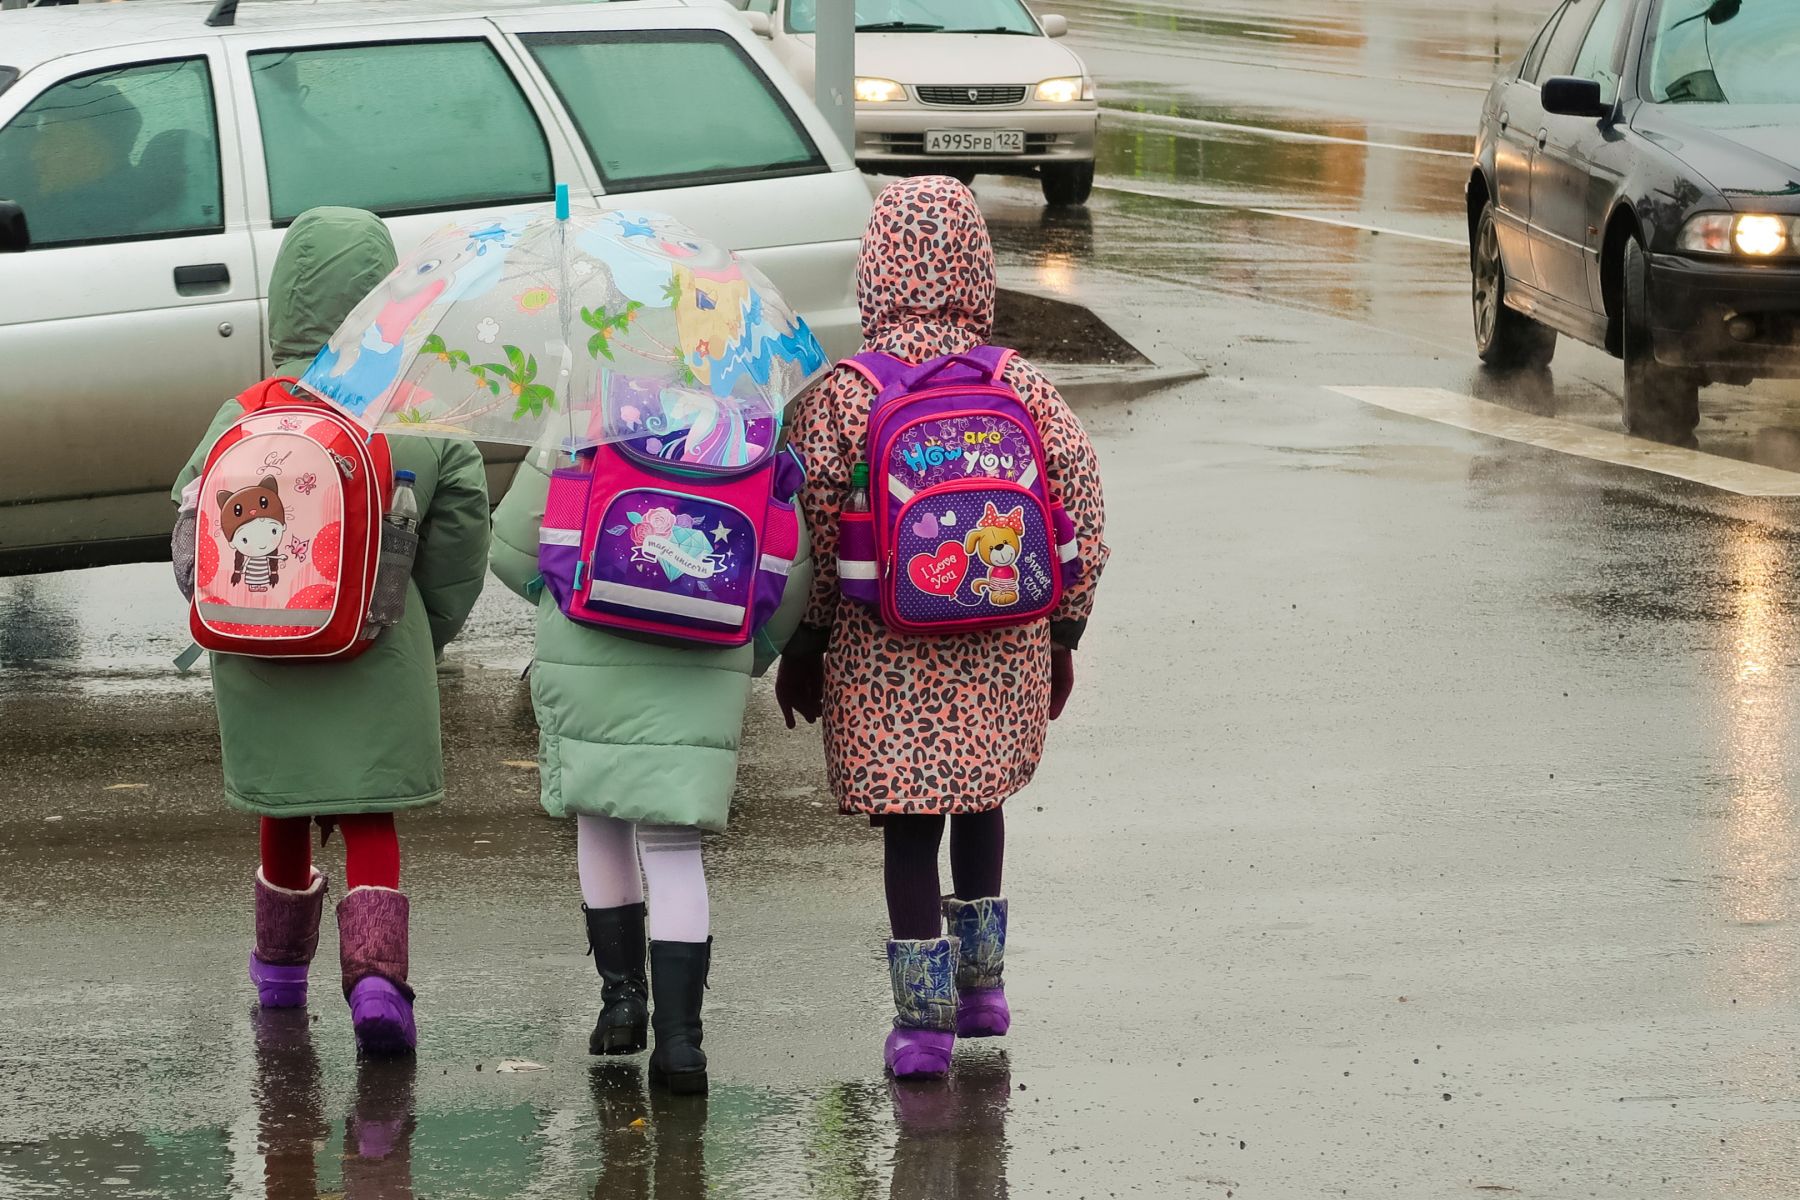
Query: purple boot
251 869 327 1009
944 897 1010 1038
338 886 416 1056
884 937 959 1079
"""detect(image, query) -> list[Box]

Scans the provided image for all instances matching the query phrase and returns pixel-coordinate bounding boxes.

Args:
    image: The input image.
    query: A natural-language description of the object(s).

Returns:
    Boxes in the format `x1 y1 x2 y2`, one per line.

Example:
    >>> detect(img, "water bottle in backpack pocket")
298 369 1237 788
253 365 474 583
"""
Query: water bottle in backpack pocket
839 346 1081 635
536 394 804 648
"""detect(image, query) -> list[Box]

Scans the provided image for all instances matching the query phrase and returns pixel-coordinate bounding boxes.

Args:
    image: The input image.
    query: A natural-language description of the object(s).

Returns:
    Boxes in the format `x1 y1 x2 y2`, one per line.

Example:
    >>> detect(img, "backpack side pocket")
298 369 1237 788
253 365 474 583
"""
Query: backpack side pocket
172 508 198 603
838 510 880 607
538 466 592 615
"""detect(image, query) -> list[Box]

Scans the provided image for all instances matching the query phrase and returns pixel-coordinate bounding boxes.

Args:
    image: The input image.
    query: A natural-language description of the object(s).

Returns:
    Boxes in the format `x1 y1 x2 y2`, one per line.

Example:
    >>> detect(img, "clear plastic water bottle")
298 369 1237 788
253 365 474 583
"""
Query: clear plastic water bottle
847 462 871 513
388 470 420 533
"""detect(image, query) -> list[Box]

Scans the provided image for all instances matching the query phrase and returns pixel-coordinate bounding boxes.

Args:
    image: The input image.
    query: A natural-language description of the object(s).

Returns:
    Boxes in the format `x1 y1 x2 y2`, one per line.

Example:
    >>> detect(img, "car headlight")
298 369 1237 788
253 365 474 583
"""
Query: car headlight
1679 212 1798 257
1035 76 1094 103
854 77 906 103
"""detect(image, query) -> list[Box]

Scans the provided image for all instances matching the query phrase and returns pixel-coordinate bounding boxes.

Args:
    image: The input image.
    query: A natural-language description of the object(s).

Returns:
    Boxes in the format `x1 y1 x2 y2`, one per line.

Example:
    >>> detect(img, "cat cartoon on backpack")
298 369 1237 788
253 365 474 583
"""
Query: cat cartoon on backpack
966 503 1024 608
218 476 288 592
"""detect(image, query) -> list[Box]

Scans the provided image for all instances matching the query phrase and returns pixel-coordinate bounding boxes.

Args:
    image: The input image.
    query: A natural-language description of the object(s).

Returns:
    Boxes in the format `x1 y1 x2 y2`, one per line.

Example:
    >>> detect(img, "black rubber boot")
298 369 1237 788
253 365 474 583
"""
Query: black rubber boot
648 939 711 1095
584 903 648 1056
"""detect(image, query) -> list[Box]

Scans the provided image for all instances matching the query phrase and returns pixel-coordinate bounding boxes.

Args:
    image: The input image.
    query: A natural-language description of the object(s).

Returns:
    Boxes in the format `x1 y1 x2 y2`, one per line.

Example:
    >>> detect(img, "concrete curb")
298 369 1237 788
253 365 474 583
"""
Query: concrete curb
1001 276 1208 403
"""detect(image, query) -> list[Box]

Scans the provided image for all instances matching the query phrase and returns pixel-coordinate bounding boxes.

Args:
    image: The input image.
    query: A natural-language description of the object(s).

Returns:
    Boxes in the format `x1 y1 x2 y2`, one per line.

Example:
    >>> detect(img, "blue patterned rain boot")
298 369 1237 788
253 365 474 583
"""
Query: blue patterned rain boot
944 896 1010 1038
884 936 959 1079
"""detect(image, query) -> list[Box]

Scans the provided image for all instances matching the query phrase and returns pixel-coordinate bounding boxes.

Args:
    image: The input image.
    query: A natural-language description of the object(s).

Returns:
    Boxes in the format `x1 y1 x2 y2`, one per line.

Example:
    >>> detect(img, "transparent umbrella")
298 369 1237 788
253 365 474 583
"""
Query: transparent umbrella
298 189 827 467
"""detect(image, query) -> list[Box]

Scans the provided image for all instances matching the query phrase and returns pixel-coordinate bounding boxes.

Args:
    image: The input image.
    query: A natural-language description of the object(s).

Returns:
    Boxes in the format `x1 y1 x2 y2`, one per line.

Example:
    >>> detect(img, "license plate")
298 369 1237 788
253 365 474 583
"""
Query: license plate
926 130 1025 155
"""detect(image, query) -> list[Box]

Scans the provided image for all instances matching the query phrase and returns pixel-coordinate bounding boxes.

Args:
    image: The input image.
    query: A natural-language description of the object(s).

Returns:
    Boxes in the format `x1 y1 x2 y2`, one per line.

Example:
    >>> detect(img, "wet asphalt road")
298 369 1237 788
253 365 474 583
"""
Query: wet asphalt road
10 3 1800 1197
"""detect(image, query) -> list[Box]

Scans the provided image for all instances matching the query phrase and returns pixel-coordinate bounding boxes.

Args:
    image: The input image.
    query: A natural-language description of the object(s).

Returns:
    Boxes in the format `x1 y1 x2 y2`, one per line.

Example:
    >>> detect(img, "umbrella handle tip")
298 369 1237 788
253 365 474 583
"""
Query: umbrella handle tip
555 183 571 222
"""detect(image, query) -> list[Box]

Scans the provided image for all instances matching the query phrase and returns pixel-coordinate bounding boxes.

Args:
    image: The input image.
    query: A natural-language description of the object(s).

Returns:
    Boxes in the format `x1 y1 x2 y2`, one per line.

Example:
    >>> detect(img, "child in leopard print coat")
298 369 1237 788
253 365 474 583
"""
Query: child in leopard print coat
778 176 1108 1078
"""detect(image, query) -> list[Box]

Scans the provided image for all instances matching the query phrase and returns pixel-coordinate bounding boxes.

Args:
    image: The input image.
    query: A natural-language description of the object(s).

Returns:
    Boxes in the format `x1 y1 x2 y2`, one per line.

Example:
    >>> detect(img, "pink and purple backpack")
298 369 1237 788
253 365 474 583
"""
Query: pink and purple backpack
837 347 1080 635
182 376 402 662
538 381 804 647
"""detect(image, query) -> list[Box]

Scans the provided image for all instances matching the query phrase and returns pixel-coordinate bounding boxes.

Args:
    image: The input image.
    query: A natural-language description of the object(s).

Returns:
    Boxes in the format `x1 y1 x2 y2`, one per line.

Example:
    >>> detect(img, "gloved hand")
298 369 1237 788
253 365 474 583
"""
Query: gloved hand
1049 646 1075 720
776 653 826 729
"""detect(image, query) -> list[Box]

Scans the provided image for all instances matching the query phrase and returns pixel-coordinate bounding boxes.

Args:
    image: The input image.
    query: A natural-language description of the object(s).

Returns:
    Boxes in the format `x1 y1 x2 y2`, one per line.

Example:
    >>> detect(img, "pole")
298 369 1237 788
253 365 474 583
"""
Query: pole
814 0 856 158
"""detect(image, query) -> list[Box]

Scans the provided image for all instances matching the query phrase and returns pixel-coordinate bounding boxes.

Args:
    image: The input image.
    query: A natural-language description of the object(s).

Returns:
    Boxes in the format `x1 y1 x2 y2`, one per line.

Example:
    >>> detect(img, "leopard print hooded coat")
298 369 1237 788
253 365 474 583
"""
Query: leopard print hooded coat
791 177 1109 816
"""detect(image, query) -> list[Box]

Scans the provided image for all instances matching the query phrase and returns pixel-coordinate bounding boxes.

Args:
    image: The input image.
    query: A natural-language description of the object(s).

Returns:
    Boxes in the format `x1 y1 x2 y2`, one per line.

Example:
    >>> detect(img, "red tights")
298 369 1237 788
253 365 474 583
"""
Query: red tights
260 814 400 891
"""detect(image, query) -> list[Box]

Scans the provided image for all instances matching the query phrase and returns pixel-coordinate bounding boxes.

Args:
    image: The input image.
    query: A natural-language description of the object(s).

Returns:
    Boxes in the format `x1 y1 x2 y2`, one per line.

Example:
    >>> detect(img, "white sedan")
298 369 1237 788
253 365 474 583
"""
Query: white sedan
738 0 1099 205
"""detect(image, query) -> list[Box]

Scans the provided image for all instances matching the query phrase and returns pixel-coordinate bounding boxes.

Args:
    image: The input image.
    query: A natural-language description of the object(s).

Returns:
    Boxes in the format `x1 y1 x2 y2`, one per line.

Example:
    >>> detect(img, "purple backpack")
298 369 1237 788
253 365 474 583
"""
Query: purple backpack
537 381 804 647
837 347 1079 635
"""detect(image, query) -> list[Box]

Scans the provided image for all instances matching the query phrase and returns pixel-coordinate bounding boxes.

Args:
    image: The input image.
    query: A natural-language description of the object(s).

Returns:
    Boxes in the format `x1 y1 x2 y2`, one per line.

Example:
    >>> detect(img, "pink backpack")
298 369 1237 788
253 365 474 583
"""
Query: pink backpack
537 382 803 647
179 377 407 662
837 347 1080 635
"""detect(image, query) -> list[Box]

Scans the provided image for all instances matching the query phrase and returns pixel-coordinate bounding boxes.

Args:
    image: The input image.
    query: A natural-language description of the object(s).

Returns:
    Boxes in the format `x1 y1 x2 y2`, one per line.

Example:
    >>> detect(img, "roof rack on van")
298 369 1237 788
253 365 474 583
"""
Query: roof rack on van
206 0 239 28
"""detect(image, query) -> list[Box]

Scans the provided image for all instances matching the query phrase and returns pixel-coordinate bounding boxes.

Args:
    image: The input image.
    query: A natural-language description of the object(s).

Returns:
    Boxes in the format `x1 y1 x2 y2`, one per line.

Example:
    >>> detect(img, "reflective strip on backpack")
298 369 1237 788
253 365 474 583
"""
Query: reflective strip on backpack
539 527 582 546
759 554 792 576
886 476 915 503
1018 461 1040 491
590 581 746 626
839 559 879 580
202 606 334 628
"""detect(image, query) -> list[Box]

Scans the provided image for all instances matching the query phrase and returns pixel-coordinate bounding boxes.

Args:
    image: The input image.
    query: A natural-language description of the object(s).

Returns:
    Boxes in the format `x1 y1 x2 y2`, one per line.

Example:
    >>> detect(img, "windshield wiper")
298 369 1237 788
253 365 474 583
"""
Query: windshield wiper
855 21 944 32
949 26 1033 34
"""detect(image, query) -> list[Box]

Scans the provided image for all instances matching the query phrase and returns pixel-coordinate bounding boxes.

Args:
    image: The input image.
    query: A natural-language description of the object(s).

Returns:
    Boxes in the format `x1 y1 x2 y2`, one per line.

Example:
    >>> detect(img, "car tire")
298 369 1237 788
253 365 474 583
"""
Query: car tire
1621 236 1700 445
1472 203 1556 369
1041 163 1095 207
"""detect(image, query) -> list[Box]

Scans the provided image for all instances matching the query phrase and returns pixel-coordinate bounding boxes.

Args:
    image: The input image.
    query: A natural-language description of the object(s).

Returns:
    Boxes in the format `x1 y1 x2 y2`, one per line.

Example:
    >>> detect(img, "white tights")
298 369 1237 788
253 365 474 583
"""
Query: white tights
575 814 709 943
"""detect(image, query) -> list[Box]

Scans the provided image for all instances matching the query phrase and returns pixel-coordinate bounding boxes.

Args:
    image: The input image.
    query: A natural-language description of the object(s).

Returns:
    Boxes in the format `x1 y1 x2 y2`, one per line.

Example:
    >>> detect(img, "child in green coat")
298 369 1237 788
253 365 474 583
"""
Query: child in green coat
490 438 810 1094
173 208 491 1054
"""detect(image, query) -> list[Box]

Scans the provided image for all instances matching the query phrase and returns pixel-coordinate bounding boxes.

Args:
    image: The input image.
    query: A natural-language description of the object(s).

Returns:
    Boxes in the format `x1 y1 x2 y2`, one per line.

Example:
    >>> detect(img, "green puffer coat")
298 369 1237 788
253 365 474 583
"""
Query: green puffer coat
171 207 491 819
490 443 811 831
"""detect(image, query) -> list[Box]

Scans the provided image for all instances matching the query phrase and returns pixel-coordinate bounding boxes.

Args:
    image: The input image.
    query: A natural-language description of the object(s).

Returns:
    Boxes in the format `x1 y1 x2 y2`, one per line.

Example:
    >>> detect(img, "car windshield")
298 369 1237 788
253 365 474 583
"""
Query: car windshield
1648 0 1800 103
785 0 1038 35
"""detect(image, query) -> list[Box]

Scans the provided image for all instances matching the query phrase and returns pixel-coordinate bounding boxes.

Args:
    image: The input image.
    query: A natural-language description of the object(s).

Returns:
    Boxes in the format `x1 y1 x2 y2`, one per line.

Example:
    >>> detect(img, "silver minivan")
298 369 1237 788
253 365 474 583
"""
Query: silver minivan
0 0 871 573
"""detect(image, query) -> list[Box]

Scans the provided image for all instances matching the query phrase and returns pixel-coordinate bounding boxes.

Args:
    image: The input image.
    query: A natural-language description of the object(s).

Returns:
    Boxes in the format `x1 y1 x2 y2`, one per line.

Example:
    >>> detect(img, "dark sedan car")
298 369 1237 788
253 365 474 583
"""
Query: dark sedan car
1470 0 1800 443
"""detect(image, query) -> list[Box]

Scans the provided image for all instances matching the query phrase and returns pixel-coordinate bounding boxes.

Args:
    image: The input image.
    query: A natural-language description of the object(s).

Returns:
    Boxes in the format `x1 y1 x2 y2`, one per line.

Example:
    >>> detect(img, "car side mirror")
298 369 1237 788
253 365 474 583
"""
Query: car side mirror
1040 14 1069 37
0 201 27 253
742 10 773 36
1541 75 1608 118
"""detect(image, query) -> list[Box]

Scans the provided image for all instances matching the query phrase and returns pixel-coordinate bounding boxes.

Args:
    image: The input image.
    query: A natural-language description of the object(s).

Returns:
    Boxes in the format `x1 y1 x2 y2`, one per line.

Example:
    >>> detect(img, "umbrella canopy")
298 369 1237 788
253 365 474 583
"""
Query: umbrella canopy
298 201 827 467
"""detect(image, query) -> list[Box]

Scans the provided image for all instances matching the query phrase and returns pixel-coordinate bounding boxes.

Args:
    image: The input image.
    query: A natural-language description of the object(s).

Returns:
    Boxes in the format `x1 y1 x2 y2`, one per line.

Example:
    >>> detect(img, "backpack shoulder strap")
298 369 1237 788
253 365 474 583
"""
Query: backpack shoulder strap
235 375 302 414
842 353 910 395
964 345 1017 380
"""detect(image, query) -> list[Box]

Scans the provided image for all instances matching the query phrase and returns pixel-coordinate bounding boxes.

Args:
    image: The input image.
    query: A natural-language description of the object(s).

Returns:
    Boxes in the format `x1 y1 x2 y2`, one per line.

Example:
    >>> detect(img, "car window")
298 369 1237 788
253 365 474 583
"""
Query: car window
1649 0 1800 104
0 67 17 99
0 57 222 248
1571 0 1632 101
1536 0 1604 81
787 0 1038 35
1522 3 1570 80
249 40 552 222
524 31 824 193
743 0 776 12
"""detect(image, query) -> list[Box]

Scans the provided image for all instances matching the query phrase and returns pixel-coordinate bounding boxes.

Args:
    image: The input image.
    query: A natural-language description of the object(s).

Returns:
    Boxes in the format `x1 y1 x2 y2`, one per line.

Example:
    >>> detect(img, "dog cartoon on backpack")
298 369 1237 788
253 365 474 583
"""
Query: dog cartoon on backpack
966 503 1025 608
218 476 288 592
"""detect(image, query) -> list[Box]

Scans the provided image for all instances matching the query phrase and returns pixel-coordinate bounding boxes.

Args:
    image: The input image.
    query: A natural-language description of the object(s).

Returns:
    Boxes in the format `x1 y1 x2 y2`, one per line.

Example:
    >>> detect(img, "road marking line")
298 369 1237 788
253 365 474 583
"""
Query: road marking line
1327 386 1800 497
1104 107 1472 160
1246 207 1466 247
1093 178 1467 248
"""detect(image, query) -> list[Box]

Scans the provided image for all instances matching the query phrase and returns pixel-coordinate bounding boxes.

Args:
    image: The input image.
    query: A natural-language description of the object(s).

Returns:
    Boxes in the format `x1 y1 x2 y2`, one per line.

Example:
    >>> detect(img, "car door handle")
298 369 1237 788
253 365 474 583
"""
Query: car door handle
174 262 230 295
1499 111 1509 132
1537 129 1549 150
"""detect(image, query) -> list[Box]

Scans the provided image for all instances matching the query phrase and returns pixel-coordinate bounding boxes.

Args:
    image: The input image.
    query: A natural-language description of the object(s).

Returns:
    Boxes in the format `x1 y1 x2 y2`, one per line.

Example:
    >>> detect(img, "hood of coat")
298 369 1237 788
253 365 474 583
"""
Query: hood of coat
268 206 398 376
856 176 996 347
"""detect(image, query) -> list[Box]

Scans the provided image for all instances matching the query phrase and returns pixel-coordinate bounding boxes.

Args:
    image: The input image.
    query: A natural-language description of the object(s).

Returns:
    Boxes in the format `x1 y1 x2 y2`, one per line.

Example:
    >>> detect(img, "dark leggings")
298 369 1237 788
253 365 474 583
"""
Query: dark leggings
883 808 1005 940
